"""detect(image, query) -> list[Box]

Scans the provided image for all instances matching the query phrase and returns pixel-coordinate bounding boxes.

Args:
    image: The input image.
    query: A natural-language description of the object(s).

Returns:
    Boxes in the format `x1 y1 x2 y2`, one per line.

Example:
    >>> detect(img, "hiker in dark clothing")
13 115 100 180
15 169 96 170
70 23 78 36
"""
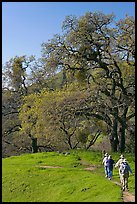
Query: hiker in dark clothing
108 155 115 180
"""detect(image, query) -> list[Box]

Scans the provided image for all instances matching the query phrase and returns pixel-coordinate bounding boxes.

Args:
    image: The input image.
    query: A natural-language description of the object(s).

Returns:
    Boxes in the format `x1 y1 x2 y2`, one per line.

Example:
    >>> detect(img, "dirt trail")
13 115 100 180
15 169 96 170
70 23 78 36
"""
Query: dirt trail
122 191 135 202
112 180 135 202
85 167 135 202
36 165 63 169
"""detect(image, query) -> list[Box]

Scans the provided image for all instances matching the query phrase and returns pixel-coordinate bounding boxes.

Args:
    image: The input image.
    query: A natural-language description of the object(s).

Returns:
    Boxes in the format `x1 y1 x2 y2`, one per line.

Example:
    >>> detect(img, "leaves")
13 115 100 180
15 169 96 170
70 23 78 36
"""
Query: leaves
2 11 135 155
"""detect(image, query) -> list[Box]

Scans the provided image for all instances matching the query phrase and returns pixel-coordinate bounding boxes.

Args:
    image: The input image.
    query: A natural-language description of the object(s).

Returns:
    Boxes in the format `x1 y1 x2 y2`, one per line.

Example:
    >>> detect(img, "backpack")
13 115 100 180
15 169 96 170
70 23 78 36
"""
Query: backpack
120 163 128 175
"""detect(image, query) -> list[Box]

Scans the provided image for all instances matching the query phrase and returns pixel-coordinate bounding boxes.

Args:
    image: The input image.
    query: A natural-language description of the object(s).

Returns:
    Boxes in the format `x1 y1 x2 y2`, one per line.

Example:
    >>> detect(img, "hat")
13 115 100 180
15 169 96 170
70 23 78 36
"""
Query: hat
105 153 108 156
123 159 127 163
120 155 124 159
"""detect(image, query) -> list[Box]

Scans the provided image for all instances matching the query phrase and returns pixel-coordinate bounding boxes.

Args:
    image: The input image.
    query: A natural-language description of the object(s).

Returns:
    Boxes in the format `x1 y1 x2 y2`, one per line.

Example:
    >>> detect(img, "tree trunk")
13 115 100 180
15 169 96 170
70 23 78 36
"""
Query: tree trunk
31 138 38 153
119 126 125 153
68 135 73 149
110 109 119 152
61 69 67 87
119 107 128 153
119 118 127 153
86 130 101 149
110 126 119 152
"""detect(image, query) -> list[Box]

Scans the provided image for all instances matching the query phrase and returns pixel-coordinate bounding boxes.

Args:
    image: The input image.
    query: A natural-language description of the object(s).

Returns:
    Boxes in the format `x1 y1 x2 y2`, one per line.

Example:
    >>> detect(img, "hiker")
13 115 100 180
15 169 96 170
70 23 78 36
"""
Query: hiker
115 155 125 183
119 159 133 191
102 153 109 178
107 155 115 180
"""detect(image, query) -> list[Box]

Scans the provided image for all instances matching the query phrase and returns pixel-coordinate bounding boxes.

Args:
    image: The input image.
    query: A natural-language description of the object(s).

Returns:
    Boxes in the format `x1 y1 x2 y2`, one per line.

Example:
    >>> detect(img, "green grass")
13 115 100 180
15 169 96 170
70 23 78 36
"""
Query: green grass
2 150 135 202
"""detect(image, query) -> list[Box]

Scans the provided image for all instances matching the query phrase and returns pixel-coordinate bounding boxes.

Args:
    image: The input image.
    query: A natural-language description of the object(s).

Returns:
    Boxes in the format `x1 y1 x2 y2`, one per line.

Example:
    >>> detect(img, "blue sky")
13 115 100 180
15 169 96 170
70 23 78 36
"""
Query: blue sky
2 2 135 65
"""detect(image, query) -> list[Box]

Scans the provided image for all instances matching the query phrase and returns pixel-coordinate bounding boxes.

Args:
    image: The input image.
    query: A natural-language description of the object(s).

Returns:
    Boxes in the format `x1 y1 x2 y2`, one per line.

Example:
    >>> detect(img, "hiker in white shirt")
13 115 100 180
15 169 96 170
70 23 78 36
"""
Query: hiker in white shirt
115 155 124 183
115 155 124 168
102 153 109 178
119 159 133 191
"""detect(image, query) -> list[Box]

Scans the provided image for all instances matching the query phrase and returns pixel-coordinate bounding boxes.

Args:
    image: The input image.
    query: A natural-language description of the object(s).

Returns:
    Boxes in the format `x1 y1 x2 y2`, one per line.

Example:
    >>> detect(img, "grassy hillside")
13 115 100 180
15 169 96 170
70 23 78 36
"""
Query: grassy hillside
2 150 135 202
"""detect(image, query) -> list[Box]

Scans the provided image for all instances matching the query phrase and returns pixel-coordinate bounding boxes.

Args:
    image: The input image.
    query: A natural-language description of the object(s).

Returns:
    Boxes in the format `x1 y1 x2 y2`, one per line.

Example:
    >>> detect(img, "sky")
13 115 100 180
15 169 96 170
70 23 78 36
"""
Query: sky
2 2 135 65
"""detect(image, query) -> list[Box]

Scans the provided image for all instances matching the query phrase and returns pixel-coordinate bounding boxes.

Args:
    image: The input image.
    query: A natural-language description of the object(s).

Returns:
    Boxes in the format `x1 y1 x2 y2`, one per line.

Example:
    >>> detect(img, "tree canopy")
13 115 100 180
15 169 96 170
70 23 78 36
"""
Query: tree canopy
2 11 135 157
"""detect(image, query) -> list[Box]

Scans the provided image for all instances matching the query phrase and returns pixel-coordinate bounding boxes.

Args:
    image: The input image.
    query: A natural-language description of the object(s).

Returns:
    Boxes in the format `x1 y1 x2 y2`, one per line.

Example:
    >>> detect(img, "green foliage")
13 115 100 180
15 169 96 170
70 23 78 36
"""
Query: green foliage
77 129 89 144
2 11 135 156
75 69 87 83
